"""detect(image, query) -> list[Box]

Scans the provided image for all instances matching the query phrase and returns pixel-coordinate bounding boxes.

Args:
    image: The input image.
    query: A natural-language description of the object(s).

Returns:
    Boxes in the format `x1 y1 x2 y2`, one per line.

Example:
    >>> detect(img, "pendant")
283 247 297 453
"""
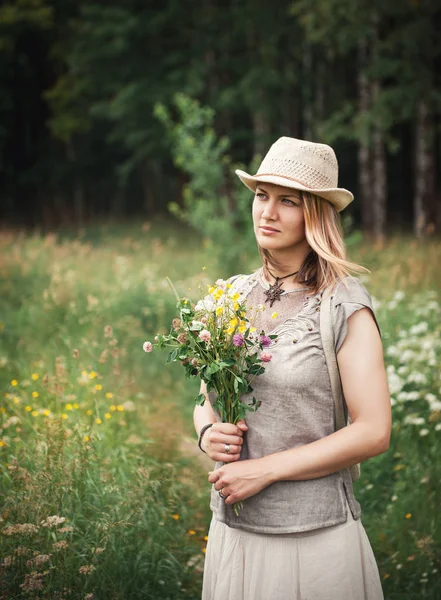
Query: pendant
264 278 284 307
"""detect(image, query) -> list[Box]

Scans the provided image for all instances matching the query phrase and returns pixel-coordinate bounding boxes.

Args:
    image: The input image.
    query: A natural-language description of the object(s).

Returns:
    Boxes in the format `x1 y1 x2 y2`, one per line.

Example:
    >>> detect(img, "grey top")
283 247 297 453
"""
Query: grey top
209 268 381 534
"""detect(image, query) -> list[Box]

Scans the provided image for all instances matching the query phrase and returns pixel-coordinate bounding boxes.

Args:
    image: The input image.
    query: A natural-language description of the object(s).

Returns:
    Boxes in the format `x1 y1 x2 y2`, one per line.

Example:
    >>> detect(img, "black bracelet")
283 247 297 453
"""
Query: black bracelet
198 423 214 453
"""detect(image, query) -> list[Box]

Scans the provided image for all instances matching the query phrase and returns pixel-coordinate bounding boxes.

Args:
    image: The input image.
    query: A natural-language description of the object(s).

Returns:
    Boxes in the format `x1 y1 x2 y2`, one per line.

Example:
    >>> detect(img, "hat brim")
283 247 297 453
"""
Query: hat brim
235 169 354 213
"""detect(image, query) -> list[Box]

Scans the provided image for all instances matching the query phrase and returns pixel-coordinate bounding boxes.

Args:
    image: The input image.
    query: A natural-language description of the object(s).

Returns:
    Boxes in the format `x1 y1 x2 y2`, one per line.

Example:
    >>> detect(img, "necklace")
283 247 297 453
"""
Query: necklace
263 268 299 307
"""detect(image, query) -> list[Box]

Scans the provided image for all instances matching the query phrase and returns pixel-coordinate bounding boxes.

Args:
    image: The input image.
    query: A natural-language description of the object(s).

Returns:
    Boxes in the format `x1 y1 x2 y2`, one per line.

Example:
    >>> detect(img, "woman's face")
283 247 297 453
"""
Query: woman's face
252 182 306 253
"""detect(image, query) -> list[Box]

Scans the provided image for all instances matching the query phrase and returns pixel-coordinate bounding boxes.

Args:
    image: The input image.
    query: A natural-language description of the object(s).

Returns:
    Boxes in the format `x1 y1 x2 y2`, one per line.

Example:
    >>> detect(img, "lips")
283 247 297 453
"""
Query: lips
260 226 280 232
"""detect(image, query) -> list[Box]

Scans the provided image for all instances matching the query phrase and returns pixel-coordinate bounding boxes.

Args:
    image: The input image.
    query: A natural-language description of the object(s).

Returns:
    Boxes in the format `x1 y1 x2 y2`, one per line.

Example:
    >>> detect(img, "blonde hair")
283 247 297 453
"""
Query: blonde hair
258 190 369 294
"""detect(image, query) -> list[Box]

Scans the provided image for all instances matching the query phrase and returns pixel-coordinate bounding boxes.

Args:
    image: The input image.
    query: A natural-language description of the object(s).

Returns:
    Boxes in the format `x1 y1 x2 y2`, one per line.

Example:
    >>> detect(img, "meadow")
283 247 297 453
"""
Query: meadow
1 218 441 599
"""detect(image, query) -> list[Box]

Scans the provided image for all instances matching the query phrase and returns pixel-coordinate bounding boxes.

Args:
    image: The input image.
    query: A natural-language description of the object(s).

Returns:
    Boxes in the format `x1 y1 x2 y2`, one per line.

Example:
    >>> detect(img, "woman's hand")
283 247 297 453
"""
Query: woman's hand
201 420 248 463
208 458 273 505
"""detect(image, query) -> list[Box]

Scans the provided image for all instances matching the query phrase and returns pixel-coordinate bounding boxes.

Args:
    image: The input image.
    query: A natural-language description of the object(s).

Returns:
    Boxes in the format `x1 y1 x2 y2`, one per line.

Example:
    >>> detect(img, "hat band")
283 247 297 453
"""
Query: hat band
254 173 319 189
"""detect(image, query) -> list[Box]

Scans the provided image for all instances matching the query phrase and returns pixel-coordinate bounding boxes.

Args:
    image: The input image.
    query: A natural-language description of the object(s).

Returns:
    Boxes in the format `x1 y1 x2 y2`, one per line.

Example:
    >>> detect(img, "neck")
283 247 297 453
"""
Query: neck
264 241 311 279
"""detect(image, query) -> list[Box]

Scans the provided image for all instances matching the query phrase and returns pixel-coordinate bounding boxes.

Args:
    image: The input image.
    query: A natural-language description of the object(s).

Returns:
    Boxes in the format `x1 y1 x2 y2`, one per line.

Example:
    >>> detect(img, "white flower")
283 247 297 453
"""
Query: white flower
409 322 429 336
435 423 441 431
403 415 425 426
400 349 416 363
394 291 405 302
387 372 404 395
407 372 427 385
419 429 429 436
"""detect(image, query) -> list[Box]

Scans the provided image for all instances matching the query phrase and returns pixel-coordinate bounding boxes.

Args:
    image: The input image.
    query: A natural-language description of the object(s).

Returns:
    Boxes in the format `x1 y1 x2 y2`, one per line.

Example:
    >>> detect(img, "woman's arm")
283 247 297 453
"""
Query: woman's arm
194 381 248 463
208 307 392 504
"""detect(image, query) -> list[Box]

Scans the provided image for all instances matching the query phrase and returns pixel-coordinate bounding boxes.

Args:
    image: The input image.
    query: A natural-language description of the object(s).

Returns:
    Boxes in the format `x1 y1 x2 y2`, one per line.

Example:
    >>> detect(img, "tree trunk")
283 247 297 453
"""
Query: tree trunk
370 13 387 246
372 115 387 246
252 97 270 156
302 41 313 140
414 98 436 237
357 38 373 235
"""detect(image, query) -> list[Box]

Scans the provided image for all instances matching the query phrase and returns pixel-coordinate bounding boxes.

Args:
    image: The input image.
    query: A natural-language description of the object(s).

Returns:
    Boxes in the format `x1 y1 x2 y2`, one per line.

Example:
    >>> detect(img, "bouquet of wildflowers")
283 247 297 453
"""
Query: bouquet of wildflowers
143 278 276 424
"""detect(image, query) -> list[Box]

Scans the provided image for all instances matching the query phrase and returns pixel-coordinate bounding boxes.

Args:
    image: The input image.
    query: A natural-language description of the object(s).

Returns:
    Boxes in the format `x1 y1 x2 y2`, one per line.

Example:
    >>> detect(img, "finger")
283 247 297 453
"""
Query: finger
236 419 248 431
214 452 240 463
212 423 244 436
208 471 219 483
216 443 242 455
209 433 244 446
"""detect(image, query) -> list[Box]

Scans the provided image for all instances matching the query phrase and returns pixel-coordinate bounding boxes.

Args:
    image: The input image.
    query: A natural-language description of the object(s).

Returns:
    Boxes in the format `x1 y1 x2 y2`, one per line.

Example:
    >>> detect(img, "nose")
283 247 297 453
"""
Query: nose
261 198 278 220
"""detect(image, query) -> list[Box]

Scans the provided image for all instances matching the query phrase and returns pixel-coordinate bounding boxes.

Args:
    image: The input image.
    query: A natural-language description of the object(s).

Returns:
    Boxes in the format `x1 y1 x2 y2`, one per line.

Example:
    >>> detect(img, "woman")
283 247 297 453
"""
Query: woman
194 136 391 600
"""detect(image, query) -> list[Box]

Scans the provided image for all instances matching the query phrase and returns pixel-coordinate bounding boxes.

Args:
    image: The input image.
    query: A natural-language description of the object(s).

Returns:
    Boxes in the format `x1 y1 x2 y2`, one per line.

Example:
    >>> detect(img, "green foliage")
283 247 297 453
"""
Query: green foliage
149 278 273 424
155 93 259 274
1 225 441 597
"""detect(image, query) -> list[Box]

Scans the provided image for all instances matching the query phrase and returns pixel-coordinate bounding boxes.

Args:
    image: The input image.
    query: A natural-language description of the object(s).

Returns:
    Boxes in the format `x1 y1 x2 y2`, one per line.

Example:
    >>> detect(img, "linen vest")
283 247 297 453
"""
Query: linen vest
209 270 381 534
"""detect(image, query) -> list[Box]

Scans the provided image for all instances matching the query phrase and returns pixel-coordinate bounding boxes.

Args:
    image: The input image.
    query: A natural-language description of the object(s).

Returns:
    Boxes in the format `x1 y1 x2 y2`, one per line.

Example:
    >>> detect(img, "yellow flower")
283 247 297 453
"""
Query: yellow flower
213 289 224 301
31 373 39 381
202 548 207 554
231 293 240 302
66 404 73 411
13 397 20 404
43 409 50 416
25 405 32 412
0 407 4 414
216 307 224 316
73 403 79 409
226 283 232 289
203 535 209 541
208 286 215 294
61 413 68 420
187 529 196 535
105 392 113 399
271 312 278 319
105 413 112 419
81 370 88 376
86 409 93 416
89 371 97 379
110 405 117 412
95 384 102 391
229 317 238 328
95 418 102 425
0 441 5 447
394 464 405 472
31 411 38 417
202 266 206 271
238 325 247 334
116 405 124 412
233 302 239 310
172 514 180 520
405 513 412 519
84 435 90 442
32 391 39 398
250 327 257 333
11 380 18 387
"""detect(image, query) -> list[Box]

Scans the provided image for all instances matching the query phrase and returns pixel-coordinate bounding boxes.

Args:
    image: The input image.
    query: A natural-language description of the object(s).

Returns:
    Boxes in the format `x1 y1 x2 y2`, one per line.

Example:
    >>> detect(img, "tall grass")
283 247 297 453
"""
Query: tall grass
1 220 441 599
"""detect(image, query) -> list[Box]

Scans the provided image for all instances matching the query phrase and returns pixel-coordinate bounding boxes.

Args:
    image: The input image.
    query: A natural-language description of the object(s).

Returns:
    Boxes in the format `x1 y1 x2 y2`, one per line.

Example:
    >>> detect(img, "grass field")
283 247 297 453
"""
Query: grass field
1 218 441 599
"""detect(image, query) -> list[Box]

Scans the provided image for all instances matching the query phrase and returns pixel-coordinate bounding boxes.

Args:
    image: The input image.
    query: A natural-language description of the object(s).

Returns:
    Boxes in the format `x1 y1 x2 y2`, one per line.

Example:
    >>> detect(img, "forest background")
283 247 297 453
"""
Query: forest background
1 1 441 599
1 0 441 241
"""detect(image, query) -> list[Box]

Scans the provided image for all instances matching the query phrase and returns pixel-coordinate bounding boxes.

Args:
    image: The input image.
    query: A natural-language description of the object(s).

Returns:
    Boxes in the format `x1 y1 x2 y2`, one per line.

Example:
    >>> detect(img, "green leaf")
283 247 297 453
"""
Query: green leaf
194 393 206 406
166 348 179 363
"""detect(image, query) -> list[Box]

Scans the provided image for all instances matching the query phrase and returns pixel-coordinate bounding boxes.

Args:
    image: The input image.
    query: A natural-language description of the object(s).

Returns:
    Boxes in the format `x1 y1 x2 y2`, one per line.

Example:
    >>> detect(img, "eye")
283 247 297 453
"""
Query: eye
282 198 298 206
255 192 267 199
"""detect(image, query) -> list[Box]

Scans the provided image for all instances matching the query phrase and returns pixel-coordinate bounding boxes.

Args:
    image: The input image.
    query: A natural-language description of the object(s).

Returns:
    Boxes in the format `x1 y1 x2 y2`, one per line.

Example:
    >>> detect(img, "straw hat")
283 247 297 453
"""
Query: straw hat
235 136 354 212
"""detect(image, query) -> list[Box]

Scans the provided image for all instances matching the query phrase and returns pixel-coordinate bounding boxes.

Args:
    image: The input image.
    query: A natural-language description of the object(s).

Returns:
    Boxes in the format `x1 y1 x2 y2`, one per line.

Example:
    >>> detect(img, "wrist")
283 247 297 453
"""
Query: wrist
260 453 281 485
198 423 214 453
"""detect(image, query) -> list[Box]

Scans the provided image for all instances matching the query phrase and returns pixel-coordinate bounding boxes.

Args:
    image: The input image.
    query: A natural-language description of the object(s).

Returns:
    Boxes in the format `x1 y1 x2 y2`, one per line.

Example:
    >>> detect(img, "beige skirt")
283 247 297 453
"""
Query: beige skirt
202 497 383 600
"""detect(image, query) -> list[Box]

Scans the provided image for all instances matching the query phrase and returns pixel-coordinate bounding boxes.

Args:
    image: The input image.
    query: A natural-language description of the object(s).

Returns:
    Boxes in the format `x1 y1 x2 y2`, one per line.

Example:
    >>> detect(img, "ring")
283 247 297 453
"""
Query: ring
218 489 225 499
225 444 231 454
